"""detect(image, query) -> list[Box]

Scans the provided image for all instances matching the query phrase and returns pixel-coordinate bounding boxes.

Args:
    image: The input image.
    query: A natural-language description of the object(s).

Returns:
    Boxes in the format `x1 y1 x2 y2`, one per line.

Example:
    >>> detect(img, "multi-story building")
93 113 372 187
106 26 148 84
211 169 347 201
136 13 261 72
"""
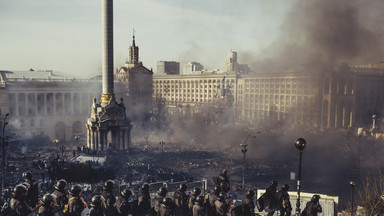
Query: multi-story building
156 61 180 76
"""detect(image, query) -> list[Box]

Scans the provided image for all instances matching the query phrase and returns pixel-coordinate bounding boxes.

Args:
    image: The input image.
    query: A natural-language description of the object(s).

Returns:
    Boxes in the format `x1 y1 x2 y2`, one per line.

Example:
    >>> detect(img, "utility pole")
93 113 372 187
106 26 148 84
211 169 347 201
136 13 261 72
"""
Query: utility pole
1 113 9 197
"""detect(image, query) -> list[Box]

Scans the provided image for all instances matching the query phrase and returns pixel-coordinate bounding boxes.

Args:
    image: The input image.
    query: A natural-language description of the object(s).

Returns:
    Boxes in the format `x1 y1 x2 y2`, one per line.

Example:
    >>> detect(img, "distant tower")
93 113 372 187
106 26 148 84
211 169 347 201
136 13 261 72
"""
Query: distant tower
85 0 132 151
129 31 139 65
223 51 238 74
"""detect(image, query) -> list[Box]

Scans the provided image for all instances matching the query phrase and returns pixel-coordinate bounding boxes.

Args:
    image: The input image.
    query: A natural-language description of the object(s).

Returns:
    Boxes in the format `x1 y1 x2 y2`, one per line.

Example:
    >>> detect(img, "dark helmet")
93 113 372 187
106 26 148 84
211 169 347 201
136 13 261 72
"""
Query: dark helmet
222 169 227 175
55 179 67 191
104 180 114 190
91 195 104 208
213 185 221 194
22 171 32 180
281 184 289 191
195 196 204 204
12 184 27 198
192 187 201 196
121 188 133 199
157 187 168 197
178 183 187 192
311 195 321 202
142 183 150 192
218 192 227 200
70 184 82 196
271 180 278 187
245 190 255 198
161 197 173 209
41 194 55 206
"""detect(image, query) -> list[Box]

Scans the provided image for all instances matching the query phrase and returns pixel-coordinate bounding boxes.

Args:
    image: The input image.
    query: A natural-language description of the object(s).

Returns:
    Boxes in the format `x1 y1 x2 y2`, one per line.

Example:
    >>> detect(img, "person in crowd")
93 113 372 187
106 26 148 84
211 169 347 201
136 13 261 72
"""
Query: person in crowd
192 196 205 216
173 183 188 216
242 189 255 216
301 195 322 216
117 188 134 216
37 194 56 216
159 197 175 216
137 183 151 215
154 187 168 214
64 184 86 216
52 179 68 216
87 195 104 216
204 186 221 216
214 192 228 216
264 180 278 216
10 184 32 216
22 171 39 207
217 170 230 192
277 184 292 216
188 187 201 216
101 180 118 216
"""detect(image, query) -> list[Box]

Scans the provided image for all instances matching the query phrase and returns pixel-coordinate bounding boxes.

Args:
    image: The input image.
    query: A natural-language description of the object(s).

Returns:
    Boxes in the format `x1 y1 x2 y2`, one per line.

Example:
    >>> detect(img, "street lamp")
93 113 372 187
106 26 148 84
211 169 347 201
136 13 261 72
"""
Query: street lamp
159 141 165 160
350 181 356 216
372 114 378 136
1 113 9 197
240 134 258 189
295 138 307 216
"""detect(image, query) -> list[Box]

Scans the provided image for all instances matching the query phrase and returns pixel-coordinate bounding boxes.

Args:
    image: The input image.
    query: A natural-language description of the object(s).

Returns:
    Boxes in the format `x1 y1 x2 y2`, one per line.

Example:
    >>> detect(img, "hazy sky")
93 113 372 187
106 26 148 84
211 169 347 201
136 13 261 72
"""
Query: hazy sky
0 0 292 78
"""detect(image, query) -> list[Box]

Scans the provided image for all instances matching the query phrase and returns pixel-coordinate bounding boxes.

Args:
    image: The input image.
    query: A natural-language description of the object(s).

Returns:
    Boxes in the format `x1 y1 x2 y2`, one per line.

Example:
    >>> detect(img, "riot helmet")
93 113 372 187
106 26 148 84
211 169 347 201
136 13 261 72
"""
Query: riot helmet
281 184 289 191
213 185 221 194
157 187 168 197
55 179 67 191
70 184 82 196
218 192 227 201
142 183 150 192
192 187 201 196
311 194 321 202
22 171 32 180
222 169 227 175
178 183 187 192
245 189 255 198
161 197 173 209
195 196 204 205
41 194 55 207
12 184 27 199
91 195 104 208
121 188 133 199
271 180 278 187
104 179 114 191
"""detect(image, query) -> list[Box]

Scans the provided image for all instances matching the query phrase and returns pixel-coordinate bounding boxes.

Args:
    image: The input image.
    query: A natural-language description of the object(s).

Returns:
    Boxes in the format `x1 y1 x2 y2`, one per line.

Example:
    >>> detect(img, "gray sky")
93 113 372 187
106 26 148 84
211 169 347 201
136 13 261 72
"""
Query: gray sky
0 0 292 78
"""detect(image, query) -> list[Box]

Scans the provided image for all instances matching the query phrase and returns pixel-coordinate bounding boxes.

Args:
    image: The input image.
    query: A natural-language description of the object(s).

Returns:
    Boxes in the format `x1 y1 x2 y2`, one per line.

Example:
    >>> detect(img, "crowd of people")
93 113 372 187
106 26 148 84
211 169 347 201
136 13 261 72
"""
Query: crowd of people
1 169 323 216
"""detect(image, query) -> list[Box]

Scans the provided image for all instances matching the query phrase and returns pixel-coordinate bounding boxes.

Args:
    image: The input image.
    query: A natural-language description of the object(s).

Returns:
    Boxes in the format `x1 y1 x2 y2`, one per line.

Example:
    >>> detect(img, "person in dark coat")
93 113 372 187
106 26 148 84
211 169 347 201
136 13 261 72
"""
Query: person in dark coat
217 170 230 192
23 171 39 208
87 195 104 216
204 186 221 216
173 183 188 216
301 195 322 216
101 180 118 216
159 197 175 216
137 183 151 215
188 187 201 215
64 184 86 216
52 179 68 216
214 192 228 216
117 188 134 216
192 196 205 216
276 184 292 216
37 194 56 216
154 187 168 214
264 180 278 216
10 184 32 216
242 190 255 216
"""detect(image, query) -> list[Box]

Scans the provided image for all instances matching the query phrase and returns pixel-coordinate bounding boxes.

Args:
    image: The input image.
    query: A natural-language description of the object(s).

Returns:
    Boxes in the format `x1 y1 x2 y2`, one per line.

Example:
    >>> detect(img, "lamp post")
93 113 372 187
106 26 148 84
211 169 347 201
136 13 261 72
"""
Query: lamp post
240 134 258 189
1 113 9 197
350 181 356 216
159 141 165 160
295 138 307 216
372 114 378 136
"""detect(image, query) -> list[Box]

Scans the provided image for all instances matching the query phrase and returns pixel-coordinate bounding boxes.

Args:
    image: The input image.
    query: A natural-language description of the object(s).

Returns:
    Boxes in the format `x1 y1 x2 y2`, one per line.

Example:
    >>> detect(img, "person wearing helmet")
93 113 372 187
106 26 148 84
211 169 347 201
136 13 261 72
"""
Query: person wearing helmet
188 187 201 215
301 195 322 216
117 188 134 216
204 186 221 216
159 197 175 216
277 184 292 216
217 170 230 193
64 184 86 216
137 183 151 215
87 195 104 216
214 192 228 216
10 184 33 216
22 171 39 207
101 180 118 216
154 187 168 213
173 183 188 216
192 196 205 216
263 180 278 216
37 194 56 216
242 189 255 216
52 179 68 216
